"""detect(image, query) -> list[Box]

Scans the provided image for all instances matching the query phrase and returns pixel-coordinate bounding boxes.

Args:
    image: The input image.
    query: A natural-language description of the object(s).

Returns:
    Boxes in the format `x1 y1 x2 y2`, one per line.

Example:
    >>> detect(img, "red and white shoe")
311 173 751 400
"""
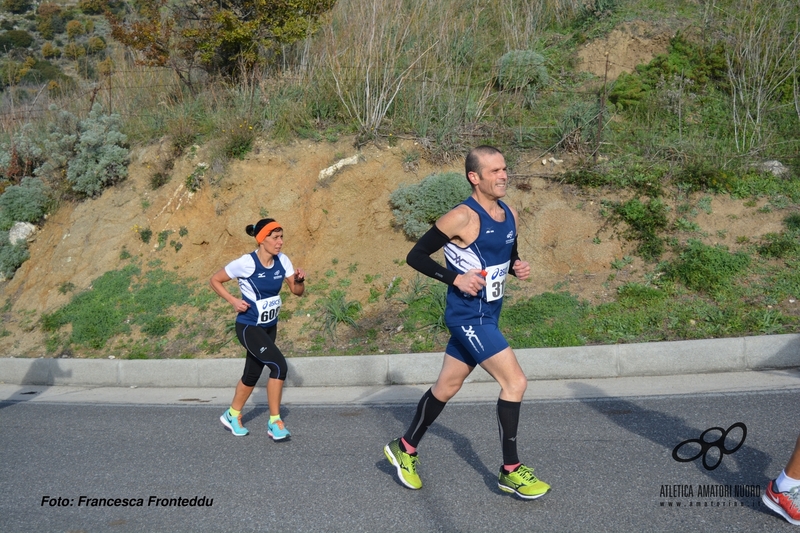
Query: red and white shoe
762 479 800 525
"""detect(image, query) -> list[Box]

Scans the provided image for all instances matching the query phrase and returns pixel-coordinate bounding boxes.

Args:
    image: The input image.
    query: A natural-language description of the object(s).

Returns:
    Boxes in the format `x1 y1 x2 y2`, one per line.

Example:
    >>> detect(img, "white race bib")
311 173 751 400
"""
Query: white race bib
256 295 282 325
484 261 510 302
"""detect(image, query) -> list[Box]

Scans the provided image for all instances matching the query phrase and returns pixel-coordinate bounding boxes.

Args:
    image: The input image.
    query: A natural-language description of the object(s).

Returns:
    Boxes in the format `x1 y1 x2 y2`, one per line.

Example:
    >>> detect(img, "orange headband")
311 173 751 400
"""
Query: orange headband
255 221 282 243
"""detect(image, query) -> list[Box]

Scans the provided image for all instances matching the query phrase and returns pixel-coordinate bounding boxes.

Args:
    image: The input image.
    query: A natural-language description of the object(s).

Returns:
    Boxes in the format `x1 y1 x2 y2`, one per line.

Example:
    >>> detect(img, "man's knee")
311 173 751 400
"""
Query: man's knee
432 379 463 402
510 373 528 396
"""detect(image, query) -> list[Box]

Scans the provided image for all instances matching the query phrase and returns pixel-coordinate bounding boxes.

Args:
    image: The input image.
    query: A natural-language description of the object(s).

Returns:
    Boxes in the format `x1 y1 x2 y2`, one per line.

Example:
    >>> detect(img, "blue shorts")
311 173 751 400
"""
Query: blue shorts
445 323 510 367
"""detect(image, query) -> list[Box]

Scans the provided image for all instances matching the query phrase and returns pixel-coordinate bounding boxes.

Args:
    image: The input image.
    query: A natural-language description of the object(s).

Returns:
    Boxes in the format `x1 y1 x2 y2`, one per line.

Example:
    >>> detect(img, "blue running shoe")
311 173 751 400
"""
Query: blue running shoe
220 409 249 436
267 418 290 441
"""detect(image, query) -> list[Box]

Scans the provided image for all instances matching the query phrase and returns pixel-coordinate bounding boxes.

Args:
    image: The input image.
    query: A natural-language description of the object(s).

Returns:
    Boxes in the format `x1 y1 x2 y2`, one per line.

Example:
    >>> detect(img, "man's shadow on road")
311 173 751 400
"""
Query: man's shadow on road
0 358 72 410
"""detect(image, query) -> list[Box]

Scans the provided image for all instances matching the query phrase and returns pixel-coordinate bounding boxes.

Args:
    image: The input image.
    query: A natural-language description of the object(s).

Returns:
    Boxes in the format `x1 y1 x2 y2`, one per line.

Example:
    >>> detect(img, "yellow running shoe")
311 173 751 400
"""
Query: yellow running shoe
384 438 422 490
498 464 550 499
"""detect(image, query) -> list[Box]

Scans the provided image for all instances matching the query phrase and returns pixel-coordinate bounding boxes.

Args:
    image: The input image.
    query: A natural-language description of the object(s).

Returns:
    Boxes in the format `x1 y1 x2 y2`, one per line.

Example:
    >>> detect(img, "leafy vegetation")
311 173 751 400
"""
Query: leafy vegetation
40 263 201 354
390 172 472 240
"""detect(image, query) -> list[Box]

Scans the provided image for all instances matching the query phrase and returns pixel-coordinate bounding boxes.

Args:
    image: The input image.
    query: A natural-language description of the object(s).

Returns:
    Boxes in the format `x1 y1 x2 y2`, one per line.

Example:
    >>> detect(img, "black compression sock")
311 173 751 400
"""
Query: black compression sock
497 398 521 466
403 388 447 449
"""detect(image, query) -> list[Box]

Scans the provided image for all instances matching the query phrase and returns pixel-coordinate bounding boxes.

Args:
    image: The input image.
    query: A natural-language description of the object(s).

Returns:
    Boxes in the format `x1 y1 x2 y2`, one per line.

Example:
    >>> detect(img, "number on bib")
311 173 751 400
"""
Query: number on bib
484 261 510 302
256 295 282 325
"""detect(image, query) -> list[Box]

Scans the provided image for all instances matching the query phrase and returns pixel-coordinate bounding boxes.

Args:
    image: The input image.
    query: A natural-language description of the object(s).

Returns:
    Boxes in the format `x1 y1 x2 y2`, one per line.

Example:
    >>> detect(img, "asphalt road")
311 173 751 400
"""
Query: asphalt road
1 386 799 532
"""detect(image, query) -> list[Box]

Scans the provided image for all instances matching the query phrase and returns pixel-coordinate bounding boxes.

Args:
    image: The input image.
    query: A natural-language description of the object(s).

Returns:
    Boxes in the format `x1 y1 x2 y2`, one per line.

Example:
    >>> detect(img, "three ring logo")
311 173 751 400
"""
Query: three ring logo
671 422 747 471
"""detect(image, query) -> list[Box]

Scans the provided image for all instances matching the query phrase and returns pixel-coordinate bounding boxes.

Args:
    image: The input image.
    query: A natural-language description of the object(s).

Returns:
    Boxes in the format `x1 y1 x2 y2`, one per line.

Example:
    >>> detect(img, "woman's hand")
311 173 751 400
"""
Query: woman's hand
231 298 250 313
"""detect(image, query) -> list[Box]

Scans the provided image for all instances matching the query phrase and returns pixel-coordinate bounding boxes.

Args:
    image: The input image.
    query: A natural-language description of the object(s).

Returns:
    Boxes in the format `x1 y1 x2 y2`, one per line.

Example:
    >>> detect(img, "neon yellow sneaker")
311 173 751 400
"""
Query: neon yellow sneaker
498 464 550 499
384 438 422 490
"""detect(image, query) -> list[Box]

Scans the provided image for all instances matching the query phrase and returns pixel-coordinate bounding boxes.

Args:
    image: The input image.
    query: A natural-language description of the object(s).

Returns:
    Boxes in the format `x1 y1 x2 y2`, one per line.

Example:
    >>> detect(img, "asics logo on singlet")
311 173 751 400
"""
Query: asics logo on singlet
491 266 508 280
461 326 484 351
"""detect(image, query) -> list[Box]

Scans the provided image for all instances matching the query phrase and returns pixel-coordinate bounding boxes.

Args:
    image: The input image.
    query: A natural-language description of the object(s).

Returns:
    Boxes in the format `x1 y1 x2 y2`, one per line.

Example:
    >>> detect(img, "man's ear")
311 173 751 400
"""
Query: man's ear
467 171 480 185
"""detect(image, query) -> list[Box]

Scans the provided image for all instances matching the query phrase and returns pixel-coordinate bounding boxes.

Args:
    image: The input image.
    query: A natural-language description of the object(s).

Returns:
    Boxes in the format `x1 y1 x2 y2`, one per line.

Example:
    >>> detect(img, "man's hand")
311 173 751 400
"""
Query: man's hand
454 269 487 296
512 260 530 281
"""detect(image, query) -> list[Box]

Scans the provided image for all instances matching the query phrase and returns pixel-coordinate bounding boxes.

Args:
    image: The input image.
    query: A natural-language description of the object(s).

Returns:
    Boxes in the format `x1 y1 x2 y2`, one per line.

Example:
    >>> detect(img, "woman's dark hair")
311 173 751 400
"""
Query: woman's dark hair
245 218 277 238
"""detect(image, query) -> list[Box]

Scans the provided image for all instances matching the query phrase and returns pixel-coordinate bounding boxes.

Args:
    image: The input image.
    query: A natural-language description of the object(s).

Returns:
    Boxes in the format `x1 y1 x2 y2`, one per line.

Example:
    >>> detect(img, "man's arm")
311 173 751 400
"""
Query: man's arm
507 205 530 280
406 225 458 285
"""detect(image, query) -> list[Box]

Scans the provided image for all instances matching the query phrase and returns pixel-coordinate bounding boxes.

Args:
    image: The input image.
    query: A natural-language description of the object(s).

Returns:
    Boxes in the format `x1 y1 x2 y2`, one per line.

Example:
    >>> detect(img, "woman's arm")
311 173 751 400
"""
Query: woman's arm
285 268 306 296
210 269 250 312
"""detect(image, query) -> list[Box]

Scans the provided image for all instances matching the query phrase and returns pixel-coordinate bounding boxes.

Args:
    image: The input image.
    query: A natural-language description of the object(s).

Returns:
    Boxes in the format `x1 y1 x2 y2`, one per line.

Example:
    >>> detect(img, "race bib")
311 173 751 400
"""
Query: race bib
256 295 282 325
484 261 510 302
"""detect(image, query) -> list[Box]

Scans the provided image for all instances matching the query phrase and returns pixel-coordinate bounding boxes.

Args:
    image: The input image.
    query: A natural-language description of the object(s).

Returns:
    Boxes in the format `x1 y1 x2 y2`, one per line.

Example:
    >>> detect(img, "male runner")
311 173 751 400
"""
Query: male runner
384 145 550 499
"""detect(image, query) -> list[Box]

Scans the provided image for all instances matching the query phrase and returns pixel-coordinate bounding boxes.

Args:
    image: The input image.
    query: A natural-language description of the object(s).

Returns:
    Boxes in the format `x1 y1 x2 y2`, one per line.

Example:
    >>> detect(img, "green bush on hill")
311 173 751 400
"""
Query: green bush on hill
390 172 472 240
0 29 34 49
0 176 49 225
0 231 29 279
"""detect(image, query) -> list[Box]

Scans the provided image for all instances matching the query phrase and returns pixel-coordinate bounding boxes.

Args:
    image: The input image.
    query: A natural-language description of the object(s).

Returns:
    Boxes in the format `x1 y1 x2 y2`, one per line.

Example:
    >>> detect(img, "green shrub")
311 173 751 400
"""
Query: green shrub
663 239 750 294
0 123 44 181
784 213 800 232
758 232 800 259
560 168 608 188
222 124 255 160
609 34 726 110
0 176 49 223
0 231 30 279
315 289 361 339
63 42 86 59
138 227 152 243
77 0 108 15
579 0 618 21
610 198 669 260
616 282 666 307
86 35 105 54
675 163 736 194
66 103 129 197
149 172 169 189
496 50 548 91
65 19 85 39
2 0 33 14
19 59 69 85
557 100 601 152
608 72 646 110
390 171 472 240
0 30 34 49
35 105 81 183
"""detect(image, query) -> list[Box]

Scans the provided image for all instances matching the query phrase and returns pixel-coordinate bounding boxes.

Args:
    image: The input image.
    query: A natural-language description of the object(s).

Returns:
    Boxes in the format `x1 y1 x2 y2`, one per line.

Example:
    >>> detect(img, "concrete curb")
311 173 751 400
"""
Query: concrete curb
1 334 799 388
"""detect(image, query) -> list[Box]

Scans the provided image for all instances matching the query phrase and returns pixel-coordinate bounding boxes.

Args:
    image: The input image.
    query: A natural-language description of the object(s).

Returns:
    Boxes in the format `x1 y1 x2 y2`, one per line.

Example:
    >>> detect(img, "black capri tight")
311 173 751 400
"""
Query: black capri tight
236 322 288 386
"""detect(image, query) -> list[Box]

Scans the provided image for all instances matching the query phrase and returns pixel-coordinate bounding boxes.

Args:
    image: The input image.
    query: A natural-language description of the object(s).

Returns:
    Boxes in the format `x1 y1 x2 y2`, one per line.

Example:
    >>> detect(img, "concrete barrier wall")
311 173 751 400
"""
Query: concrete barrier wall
1 334 798 388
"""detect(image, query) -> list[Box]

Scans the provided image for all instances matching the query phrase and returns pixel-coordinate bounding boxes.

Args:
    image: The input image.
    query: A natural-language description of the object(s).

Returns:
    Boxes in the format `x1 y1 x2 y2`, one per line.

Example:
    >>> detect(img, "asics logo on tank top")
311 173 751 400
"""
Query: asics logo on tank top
491 265 508 280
